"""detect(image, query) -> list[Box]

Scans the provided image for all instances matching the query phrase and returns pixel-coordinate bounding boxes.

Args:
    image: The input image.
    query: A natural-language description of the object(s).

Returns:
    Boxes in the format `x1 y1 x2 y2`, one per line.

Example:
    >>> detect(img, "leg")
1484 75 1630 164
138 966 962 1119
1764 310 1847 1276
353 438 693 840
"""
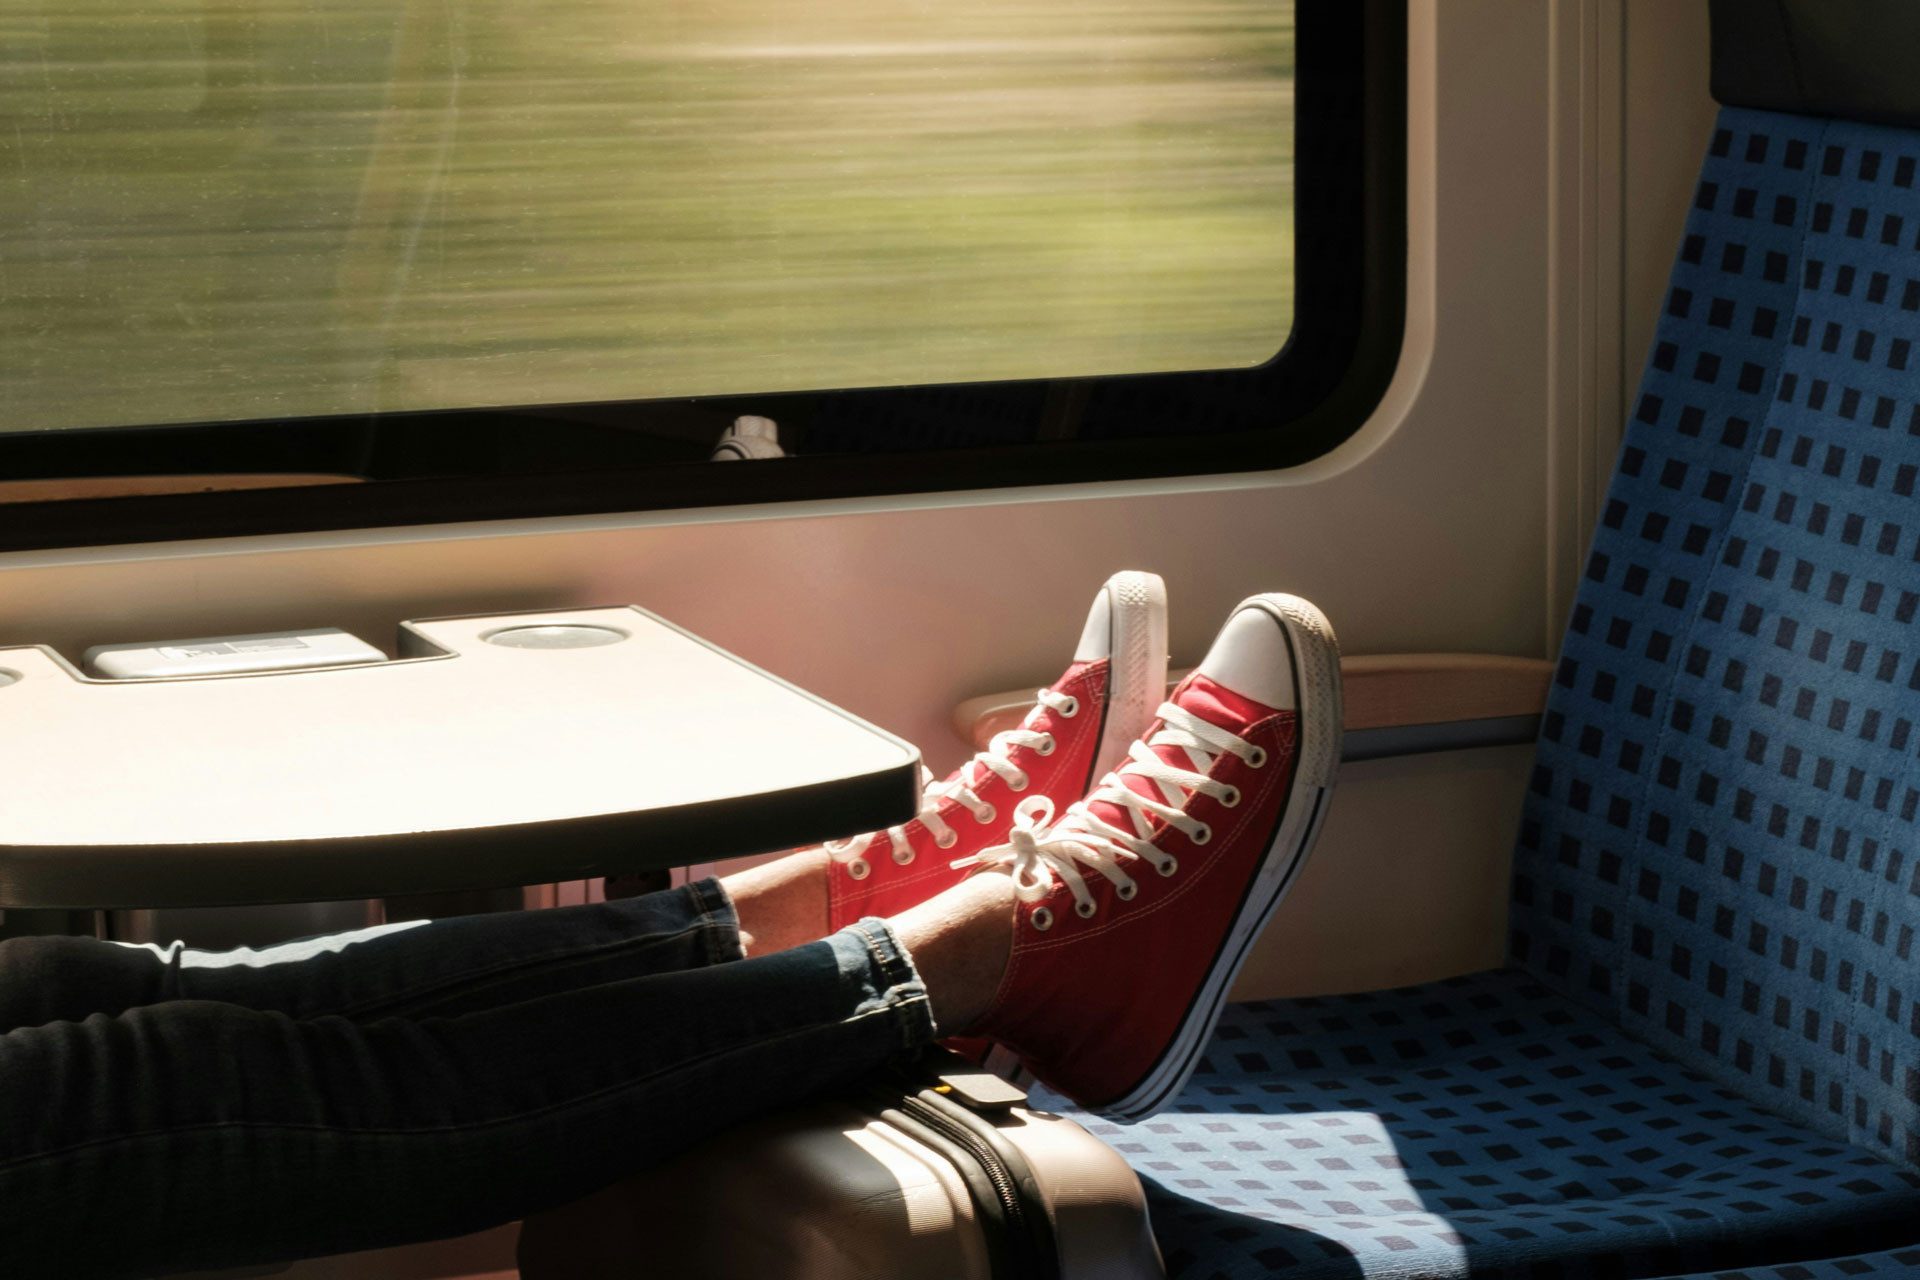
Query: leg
725 847 830 956
726 848 1013 1030
0 910 961 1280
0 852 833 1035
0 881 743 1033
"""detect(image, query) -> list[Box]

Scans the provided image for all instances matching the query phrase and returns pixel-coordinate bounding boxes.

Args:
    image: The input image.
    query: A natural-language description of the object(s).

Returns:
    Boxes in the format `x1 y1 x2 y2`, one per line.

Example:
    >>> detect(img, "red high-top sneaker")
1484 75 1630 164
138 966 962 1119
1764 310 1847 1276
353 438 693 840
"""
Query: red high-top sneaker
825 570 1169 932
962 593 1341 1122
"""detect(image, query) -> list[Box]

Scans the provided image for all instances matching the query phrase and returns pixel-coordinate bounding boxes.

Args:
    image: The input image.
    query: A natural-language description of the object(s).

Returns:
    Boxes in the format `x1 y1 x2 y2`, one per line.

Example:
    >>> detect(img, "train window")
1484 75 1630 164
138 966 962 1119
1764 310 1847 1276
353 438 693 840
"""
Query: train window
0 1 1403 550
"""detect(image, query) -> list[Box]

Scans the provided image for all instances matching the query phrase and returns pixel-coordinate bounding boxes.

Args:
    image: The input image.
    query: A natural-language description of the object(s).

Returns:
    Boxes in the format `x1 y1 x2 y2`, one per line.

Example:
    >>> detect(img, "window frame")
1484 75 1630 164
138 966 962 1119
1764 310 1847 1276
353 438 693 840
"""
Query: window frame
0 0 1407 554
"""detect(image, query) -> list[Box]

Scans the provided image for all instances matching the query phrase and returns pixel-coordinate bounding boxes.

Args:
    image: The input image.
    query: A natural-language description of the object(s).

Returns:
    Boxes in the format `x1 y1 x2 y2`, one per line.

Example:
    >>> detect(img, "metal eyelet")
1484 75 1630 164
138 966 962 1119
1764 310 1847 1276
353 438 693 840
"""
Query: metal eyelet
1075 899 1097 919
1009 773 1030 793
1157 857 1179 877
1031 906 1054 931
1219 785 1242 808
1190 824 1212 846
1247 746 1268 768
1116 882 1138 901
936 829 959 849
1059 697 1080 718
974 804 997 825
893 848 915 865
848 859 871 880
1035 735 1057 756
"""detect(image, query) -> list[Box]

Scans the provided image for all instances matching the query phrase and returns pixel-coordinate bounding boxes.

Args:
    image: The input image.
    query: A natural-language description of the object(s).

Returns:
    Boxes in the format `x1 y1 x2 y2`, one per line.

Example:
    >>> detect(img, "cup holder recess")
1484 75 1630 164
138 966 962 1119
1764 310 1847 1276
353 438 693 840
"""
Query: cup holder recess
482 624 628 650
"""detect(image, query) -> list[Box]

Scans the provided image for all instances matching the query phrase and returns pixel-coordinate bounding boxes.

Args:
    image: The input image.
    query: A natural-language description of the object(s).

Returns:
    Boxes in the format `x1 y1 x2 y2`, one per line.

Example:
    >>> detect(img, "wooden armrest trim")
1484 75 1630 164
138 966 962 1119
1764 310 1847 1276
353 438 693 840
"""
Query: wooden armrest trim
956 653 1554 757
1341 653 1554 732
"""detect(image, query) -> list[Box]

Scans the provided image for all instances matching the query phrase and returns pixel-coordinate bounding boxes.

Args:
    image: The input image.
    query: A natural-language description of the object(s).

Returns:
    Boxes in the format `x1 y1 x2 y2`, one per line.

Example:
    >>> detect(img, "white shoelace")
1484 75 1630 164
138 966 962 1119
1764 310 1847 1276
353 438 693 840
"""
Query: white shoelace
827 686 1079 878
953 701 1264 927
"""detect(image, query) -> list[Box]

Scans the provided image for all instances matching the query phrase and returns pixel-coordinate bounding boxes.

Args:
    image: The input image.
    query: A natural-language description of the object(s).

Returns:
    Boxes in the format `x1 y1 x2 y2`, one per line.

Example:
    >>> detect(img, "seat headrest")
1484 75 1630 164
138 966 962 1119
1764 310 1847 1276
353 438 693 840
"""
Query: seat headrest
1712 0 1920 129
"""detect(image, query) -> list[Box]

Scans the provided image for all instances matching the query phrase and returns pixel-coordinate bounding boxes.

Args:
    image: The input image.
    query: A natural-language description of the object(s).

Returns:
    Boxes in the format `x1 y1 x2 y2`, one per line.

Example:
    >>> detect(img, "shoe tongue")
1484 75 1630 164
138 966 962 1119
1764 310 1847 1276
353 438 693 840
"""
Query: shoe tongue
1072 591 1114 662
1072 673 1274 834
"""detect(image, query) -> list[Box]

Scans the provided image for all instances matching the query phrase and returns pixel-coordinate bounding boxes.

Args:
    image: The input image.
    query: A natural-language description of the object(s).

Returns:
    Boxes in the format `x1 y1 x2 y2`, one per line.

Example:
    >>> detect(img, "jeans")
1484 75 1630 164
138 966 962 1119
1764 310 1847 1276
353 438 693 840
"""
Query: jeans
0 881 936 1279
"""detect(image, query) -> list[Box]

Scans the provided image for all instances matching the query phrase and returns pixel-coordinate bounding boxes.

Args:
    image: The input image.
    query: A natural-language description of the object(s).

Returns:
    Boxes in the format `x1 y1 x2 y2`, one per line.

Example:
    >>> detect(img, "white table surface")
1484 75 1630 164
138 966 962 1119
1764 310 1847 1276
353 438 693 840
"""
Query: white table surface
0 606 921 907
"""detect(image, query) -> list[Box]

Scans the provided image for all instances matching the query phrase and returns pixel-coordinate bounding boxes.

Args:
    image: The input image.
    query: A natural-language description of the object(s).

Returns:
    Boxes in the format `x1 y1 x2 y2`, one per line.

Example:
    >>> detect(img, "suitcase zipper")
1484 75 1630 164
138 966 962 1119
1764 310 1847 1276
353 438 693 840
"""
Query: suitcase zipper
853 1079 1061 1280
897 1093 1032 1254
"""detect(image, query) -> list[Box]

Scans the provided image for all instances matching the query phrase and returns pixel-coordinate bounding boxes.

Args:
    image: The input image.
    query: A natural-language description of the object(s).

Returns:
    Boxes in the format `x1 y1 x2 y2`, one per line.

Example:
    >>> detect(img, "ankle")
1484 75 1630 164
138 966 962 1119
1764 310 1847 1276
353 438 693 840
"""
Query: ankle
722 848 831 956
890 873 1016 1036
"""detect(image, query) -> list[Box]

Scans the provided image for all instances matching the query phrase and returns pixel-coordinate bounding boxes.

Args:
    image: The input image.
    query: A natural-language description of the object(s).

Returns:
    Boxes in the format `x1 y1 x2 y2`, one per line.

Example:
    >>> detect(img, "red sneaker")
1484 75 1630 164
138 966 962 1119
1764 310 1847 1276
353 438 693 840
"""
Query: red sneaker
963 593 1341 1122
824 570 1169 931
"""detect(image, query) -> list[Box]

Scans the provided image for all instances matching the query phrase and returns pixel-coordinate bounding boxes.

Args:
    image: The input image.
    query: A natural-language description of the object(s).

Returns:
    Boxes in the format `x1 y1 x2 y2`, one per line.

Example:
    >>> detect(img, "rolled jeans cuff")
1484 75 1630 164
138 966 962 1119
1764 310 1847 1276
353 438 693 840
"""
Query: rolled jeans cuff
838 916 938 1052
685 875 750 964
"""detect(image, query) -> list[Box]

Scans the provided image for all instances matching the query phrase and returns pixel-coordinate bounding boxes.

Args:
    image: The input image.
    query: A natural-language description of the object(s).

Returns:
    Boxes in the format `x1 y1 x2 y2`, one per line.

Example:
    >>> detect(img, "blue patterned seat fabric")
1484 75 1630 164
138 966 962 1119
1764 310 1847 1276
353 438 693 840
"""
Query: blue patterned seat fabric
1041 105 1920 1278
1513 105 1920 1175
1654 1243 1920 1279
1037 970 1920 1280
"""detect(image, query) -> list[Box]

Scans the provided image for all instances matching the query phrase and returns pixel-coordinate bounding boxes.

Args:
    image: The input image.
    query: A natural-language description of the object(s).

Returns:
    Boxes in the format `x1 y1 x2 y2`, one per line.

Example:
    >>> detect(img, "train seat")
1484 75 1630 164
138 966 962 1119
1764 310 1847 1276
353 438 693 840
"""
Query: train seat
1049 969 1916 1278
1043 100 1920 1278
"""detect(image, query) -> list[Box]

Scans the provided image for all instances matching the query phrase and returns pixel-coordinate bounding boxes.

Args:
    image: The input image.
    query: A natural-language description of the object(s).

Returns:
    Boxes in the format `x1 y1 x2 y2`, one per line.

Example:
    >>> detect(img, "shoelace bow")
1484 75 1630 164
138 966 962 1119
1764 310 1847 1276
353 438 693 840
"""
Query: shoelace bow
953 701 1262 924
827 686 1078 876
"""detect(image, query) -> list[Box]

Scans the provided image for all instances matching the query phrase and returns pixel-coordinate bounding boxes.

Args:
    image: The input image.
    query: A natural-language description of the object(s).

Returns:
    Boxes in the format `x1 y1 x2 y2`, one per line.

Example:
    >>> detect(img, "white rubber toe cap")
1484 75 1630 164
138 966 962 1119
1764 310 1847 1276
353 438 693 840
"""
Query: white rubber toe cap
1194 602 1297 711
1073 591 1115 663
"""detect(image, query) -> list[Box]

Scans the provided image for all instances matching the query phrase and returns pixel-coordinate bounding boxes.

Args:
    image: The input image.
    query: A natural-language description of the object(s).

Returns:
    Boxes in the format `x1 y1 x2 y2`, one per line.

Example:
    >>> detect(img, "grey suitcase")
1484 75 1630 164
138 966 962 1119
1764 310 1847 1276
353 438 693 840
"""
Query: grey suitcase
517 1050 1164 1280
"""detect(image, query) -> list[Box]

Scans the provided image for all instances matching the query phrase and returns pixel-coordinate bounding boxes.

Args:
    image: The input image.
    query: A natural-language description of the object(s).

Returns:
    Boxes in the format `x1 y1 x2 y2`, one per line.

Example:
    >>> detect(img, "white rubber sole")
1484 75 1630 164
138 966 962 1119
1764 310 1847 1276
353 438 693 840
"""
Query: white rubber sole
1092 571 1170 786
1098 592 1343 1123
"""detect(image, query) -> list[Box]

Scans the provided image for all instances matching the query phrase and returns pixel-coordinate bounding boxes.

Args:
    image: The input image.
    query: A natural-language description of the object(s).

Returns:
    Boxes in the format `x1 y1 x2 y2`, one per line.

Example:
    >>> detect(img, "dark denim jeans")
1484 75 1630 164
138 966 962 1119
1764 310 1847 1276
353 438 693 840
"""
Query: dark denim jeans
0 881 935 1279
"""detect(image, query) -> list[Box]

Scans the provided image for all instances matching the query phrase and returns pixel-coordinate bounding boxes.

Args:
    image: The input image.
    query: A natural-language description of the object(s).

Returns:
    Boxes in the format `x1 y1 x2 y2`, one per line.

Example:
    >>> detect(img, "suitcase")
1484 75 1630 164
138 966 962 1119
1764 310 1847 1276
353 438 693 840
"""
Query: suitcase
517 1049 1165 1280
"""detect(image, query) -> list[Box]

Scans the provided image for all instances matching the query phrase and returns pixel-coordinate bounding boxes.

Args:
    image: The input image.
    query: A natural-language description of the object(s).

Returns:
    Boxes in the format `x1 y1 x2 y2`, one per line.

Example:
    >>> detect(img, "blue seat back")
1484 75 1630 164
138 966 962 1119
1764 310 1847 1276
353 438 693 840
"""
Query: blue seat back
1511 106 1920 1170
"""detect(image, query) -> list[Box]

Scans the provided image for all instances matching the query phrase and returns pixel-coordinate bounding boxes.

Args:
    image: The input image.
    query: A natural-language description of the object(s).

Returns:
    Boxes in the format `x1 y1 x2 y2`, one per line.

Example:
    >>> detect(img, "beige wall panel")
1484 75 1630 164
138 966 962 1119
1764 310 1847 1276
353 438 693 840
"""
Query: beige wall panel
1232 745 1531 1000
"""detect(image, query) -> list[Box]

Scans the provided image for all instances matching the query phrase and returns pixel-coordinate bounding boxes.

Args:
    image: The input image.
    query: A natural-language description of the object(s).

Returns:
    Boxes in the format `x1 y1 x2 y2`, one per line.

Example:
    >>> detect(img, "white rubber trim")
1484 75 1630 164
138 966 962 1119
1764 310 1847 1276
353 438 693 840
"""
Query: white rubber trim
1093 571 1170 783
1099 593 1343 1123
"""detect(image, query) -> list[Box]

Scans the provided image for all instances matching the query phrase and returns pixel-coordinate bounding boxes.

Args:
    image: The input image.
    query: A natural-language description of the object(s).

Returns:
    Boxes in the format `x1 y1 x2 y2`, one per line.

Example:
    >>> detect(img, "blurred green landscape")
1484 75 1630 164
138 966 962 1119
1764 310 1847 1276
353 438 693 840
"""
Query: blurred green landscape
0 0 1293 434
